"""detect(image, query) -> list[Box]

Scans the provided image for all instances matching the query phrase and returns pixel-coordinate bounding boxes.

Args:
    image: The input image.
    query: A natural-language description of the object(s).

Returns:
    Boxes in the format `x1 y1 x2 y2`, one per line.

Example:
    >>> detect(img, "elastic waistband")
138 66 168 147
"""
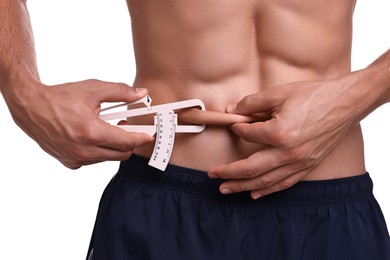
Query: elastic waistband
119 154 373 205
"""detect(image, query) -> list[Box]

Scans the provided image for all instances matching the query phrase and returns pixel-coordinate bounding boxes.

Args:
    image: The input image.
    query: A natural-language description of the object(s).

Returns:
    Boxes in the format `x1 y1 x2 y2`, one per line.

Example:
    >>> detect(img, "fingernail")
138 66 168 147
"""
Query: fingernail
208 172 217 178
208 168 219 179
221 188 232 195
252 193 262 200
135 88 147 94
143 133 155 140
226 103 237 113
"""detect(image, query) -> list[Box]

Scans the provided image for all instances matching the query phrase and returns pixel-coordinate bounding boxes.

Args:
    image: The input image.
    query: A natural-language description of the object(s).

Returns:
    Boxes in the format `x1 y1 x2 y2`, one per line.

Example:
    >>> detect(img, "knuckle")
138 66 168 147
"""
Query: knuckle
284 146 306 162
114 82 134 96
88 79 100 84
122 139 138 151
72 148 90 162
278 179 295 190
255 175 274 189
230 183 244 193
284 146 318 168
269 125 297 147
116 83 131 95
63 160 82 170
79 126 101 144
84 79 101 89
68 163 82 170
244 165 259 178
264 187 276 196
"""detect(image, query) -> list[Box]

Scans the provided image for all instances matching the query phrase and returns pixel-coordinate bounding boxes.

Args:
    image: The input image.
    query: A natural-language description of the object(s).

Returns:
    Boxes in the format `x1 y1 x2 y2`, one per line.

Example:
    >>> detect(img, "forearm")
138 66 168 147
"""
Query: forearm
365 49 390 105
336 49 390 124
0 0 41 105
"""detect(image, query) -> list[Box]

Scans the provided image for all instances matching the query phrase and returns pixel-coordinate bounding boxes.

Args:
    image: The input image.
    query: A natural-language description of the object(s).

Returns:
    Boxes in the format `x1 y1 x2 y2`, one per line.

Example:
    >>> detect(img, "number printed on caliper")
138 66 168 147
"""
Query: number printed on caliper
99 95 206 171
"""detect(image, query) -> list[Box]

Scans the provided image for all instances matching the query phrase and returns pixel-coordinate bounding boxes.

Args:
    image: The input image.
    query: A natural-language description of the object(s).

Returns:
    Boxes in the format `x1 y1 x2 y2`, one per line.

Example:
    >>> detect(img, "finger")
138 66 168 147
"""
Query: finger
229 120 279 146
226 91 282 115
117 120 129 125
250 170 309 199
62 147 134 169
249 111 273 121
217 162 309 197
88 80 148 103
82 146 135 162
96 122 154 151
208 148 287 180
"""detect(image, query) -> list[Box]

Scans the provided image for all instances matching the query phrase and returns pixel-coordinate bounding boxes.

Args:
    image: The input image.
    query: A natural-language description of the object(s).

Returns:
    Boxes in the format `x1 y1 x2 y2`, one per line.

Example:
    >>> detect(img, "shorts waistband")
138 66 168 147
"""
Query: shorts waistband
119 154 373 204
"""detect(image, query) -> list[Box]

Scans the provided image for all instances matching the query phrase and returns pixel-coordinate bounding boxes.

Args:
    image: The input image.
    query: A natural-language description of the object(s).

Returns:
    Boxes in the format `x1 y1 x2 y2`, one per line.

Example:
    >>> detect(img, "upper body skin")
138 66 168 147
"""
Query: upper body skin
1 0 389 198
128 1 364 181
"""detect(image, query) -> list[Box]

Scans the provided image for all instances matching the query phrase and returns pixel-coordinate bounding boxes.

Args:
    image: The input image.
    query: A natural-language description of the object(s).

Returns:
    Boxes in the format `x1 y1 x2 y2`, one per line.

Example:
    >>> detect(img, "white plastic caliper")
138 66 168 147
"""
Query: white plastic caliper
99 95 206 171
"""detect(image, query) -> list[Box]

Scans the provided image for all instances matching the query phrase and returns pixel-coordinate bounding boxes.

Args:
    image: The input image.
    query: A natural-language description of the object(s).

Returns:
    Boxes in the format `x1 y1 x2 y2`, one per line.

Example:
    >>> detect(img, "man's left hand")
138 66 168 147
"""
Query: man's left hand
208 79 360 199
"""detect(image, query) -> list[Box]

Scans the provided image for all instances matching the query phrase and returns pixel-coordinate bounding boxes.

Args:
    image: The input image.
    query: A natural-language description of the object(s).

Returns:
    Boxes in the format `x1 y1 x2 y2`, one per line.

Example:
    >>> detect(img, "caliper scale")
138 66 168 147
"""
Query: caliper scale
99 95 205 171
150 111 176 169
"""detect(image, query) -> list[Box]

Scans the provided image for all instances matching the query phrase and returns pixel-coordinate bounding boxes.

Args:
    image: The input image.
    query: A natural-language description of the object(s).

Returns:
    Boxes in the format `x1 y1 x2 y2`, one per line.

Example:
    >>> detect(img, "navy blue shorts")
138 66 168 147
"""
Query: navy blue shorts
87 155 390 260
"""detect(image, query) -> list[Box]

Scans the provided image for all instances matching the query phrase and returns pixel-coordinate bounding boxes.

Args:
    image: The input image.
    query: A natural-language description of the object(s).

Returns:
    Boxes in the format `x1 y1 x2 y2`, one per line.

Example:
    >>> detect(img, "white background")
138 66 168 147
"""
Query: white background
0 1 389 259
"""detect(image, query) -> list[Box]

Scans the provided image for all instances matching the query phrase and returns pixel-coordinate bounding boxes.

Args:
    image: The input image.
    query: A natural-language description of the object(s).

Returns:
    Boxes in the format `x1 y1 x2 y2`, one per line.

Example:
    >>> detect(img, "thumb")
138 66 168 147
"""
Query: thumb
117 120 129 126
226 91 281 115
91 80 148 103
230 120 277 145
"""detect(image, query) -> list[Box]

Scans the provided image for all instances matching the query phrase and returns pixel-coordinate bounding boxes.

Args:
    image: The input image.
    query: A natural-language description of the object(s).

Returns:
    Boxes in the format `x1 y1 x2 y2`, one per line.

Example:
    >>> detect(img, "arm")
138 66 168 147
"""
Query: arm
0 0 153 169
0 0 40 97
209 49 390 199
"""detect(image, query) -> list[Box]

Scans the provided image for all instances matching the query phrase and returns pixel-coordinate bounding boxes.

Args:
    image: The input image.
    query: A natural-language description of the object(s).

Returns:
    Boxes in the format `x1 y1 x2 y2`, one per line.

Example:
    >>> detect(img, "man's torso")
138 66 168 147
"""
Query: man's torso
126 0 365 179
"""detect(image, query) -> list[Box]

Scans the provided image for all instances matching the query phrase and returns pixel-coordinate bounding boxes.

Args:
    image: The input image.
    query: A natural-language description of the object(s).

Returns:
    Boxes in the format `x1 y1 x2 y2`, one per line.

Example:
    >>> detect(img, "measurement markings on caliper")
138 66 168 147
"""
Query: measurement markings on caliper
149 111 177 170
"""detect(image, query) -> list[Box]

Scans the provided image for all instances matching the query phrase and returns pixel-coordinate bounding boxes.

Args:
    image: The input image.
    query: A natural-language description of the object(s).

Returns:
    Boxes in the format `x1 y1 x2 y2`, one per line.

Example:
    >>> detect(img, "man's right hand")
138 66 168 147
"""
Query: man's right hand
5 79 153 169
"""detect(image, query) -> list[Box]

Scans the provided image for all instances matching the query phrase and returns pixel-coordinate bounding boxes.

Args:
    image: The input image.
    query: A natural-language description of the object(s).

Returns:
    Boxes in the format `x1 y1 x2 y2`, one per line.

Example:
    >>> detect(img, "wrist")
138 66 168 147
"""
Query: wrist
1 67 44 118
341 65 389 124
365 52 390 104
